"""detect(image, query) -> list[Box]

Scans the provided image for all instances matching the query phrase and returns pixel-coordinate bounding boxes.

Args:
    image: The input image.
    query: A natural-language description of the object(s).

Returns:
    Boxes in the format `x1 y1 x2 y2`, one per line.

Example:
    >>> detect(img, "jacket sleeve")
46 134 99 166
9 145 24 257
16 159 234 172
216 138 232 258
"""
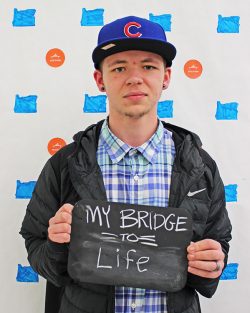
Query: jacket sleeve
19 159 72 287
186 157 232 298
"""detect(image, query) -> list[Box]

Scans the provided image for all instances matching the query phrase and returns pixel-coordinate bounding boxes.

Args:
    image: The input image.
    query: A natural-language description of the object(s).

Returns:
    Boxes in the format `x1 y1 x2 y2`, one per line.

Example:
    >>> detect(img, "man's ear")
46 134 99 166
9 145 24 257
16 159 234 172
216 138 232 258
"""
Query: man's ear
163 68 171 90
93 70 105 92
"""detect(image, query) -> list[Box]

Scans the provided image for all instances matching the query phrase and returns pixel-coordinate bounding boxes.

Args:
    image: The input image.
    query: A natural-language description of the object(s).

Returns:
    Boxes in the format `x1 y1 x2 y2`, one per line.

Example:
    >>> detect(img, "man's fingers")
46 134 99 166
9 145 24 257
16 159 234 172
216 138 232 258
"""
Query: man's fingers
50 211 72 225
187 239 225 278
49 204 73 226
188 260 224 272
48 222 72 243
48 223 71 235
188 258 224 278
187 238 221 253
48 203 74 243
187 239 224 262
187 249 224 261
58 203 74 214
188 265 222 279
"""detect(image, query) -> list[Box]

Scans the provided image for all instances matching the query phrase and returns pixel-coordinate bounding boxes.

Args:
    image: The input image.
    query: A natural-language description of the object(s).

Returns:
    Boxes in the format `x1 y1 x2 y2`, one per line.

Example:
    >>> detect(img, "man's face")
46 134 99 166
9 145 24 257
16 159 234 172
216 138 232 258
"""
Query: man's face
94 50 171 120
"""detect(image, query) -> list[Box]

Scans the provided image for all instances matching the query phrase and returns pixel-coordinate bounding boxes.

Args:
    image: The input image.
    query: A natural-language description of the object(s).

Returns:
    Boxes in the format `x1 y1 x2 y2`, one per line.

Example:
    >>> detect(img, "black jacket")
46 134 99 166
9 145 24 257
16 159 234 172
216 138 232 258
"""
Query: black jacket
20 120 232 313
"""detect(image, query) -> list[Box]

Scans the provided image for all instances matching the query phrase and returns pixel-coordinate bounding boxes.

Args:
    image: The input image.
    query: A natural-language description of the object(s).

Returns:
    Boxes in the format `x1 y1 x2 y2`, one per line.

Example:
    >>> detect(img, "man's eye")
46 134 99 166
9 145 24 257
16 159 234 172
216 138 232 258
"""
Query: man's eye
113 67 125 72
144 65 156 70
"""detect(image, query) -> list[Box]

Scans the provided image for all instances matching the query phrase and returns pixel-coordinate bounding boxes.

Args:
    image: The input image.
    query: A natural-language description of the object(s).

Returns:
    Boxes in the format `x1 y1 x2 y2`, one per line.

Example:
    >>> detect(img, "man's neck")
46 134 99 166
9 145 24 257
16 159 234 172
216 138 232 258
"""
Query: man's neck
108 115 159 147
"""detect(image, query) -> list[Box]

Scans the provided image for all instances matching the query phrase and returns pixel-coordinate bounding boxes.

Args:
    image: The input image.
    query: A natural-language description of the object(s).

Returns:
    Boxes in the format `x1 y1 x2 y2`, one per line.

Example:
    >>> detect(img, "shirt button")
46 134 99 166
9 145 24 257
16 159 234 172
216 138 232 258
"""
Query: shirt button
131 302 137 310
133 175 139 181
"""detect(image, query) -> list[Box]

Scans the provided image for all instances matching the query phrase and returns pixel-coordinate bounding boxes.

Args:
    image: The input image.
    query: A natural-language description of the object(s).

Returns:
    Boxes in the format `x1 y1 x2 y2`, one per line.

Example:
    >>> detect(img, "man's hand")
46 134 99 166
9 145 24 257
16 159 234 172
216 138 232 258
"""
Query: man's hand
187 239 225 278
48 204 73 243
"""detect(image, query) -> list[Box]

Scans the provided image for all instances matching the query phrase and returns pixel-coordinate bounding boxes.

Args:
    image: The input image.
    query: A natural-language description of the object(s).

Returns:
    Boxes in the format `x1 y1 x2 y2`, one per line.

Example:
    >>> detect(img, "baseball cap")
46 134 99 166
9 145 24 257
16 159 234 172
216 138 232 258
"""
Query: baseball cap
92 16 177 69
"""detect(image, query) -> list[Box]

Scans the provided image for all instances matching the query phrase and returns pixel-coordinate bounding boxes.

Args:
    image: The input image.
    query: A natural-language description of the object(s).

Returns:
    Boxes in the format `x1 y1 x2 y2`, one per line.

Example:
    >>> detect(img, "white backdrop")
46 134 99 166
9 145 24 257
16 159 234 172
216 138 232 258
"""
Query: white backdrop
0 1 249 312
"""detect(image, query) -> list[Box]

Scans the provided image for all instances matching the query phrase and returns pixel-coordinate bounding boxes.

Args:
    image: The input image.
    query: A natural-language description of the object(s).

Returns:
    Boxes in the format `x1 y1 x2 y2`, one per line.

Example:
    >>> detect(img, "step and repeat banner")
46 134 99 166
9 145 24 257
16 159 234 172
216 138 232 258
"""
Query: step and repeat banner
0 1 249 312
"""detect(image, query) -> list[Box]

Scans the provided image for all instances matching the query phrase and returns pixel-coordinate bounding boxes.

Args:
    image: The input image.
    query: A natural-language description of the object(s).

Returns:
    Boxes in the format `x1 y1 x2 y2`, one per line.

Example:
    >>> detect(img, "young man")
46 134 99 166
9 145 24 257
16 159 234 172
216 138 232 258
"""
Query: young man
20 16 232 313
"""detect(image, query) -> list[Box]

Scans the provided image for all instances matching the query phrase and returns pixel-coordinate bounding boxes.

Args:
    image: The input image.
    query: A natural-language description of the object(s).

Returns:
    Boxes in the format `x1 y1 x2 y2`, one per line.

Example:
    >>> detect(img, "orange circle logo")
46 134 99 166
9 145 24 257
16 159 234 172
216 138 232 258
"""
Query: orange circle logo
48 138 66 155
184 60 203 79
46 48 65 67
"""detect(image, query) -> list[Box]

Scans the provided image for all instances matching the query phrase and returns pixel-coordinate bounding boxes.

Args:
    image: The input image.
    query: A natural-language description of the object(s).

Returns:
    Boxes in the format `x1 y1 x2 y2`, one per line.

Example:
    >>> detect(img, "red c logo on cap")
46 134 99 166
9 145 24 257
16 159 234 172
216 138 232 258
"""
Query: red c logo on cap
124 22 142 38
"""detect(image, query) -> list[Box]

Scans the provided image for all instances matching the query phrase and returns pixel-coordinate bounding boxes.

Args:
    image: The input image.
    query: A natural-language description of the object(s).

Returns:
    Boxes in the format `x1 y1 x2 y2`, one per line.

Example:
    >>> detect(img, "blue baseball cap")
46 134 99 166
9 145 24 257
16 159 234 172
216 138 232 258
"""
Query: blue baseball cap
92 16 177 69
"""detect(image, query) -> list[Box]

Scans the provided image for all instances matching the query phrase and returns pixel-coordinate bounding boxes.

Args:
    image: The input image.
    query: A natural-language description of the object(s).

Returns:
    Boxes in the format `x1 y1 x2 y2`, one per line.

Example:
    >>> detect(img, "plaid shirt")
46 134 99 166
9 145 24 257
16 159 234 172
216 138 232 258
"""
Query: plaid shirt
97 119 176 313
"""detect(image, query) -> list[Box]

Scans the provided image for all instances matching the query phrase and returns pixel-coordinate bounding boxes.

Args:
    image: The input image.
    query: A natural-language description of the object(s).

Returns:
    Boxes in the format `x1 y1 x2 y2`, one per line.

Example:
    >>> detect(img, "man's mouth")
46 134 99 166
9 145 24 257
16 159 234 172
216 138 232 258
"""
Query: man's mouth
123 91 147 100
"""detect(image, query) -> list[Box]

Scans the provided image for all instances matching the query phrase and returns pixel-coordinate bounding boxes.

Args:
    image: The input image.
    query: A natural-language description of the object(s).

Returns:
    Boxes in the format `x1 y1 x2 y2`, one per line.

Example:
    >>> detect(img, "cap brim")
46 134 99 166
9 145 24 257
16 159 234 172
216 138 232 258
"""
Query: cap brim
92 38 176 69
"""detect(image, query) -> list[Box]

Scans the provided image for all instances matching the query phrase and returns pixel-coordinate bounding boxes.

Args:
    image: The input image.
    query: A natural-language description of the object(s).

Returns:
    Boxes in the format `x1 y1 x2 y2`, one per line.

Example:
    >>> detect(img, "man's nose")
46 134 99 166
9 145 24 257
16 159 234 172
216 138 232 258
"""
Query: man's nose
125 71 143 85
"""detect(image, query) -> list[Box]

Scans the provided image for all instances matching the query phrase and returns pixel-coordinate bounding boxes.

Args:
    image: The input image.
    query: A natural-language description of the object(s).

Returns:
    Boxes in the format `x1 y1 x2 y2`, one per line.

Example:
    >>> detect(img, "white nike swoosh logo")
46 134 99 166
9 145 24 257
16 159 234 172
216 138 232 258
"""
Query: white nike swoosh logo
187 188 206 197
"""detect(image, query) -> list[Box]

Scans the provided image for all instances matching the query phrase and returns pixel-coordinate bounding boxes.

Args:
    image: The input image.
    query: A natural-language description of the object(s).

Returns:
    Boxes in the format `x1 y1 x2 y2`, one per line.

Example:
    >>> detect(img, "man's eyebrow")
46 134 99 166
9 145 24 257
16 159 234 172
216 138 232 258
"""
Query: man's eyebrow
107 57 161 68
141 58 160 64
107 60 128 68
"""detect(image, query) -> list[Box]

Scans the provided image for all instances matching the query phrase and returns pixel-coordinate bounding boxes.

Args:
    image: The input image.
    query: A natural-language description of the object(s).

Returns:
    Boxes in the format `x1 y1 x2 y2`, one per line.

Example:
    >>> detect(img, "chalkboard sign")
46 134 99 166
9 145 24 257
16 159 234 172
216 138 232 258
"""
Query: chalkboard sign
68 200 192 292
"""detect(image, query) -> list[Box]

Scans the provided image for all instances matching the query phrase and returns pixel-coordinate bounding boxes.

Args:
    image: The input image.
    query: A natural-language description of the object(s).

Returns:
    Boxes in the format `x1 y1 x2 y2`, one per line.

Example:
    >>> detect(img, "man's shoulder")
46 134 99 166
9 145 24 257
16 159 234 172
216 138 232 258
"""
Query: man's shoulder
161 121 202 148
199 148 217 175
161 120 217 173
48 119 105 171
47 142 77 175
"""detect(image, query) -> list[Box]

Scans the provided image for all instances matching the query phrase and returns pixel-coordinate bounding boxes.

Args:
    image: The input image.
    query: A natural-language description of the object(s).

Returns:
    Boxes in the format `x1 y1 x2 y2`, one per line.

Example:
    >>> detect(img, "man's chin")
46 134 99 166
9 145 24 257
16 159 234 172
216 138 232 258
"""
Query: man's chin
124 109 150 119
